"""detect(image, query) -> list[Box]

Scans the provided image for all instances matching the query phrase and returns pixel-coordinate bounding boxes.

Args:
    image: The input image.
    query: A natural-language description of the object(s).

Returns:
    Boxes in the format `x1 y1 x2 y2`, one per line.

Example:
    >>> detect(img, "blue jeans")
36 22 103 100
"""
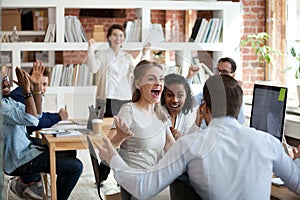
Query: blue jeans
10 150 83 200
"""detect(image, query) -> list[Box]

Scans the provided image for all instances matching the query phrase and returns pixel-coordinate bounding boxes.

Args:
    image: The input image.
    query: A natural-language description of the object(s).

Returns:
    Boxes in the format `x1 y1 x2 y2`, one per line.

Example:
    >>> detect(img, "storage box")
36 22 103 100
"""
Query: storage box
33 9 48 31
93 25 104 32
33 16 48 31
1 9 22 31
92 32 105 42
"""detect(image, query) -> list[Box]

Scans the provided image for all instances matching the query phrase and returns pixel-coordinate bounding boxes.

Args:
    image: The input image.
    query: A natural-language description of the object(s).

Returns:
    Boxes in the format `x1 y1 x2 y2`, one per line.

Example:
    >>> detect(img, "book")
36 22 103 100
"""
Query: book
213 18 223 42
202 18 213 43
64 16 74 42
49 24 56 42
124 21 134 43
206 18 218 43
55 130 82 137
189 19 202 42
195 18 208 43
131 18 142 42
205 18 216 42
144 23 164 45
44 24 51 42
52 64 63 86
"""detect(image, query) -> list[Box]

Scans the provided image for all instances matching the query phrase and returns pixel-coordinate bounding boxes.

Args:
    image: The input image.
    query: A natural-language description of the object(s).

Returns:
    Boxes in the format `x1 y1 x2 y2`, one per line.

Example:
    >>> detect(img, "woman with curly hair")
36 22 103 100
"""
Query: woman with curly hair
161 73 198 139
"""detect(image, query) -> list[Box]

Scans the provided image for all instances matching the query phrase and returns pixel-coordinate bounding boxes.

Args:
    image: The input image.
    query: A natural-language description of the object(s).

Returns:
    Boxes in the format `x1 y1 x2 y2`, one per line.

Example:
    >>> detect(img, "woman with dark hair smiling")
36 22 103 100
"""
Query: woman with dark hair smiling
161 73 197 139
87 24 150 118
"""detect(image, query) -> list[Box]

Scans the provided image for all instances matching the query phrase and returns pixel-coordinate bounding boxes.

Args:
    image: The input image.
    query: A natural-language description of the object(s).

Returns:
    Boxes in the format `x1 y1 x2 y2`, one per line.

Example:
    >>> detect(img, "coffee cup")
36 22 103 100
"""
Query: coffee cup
92 119 103 135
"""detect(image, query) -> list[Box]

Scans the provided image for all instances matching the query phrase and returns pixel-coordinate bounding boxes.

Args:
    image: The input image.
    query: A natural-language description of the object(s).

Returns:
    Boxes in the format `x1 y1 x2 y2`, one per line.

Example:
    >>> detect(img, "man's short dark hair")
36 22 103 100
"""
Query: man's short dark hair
218 57 237 73
203 74 243 119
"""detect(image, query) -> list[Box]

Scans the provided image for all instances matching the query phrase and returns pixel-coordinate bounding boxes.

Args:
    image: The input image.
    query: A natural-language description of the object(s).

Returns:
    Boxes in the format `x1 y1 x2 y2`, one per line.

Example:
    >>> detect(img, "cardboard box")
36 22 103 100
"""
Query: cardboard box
33 16 48 31
93 25 104 32
33 9 48 31
92 32 105 42
1 9 21 31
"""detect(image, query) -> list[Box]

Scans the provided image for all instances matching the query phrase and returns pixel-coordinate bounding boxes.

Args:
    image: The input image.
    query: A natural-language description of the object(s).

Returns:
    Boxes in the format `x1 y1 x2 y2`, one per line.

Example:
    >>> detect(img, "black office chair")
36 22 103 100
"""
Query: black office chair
170 178 202 200
87 135 104 200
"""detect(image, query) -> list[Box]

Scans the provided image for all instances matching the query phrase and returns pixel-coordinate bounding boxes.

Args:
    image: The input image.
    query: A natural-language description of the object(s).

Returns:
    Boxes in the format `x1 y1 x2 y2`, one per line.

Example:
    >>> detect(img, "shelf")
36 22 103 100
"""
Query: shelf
1 31 46 36
1 42 224 51
1 0 240 119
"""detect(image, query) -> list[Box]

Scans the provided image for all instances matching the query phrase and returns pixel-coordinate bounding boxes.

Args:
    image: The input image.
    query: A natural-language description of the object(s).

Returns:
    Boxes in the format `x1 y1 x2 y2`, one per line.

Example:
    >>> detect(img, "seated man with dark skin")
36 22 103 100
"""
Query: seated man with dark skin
2 61 82 200
10 64 68 135
8 61 71 199
97 74 300 199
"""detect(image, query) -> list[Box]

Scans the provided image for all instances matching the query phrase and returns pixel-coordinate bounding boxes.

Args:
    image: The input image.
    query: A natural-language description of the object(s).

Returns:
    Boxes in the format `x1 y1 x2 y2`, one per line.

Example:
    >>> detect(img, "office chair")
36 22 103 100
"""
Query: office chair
170 178 202 200
87 135 104 200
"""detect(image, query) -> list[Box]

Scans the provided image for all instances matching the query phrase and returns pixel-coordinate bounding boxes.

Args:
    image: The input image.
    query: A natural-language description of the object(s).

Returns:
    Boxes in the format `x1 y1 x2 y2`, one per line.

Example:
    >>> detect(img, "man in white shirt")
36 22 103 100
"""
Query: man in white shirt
187 57 245 125
97 74 300 200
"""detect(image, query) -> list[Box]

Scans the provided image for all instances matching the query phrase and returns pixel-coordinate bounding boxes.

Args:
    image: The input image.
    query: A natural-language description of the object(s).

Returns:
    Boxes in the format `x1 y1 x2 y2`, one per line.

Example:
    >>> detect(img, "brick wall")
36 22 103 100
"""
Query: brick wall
240 0 266 95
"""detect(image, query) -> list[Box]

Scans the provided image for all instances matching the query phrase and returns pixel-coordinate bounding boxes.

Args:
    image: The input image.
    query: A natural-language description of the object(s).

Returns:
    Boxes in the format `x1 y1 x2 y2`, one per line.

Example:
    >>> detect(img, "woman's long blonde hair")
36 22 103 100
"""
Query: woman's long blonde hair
132 60 167 122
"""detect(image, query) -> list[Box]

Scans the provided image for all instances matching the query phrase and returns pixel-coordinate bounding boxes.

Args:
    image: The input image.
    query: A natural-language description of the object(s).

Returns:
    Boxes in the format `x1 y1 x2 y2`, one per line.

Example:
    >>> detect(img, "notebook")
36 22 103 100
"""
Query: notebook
250 84 288 142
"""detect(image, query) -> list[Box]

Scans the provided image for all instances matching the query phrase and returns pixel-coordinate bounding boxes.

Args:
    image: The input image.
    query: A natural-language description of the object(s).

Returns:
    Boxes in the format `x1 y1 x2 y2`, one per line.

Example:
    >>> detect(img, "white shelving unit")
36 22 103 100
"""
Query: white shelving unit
1 0 240 119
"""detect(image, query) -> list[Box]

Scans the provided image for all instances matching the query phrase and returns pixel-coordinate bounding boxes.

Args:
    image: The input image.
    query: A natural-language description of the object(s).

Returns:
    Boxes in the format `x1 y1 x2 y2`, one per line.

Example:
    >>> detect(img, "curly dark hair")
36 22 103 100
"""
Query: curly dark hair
161 73 195 115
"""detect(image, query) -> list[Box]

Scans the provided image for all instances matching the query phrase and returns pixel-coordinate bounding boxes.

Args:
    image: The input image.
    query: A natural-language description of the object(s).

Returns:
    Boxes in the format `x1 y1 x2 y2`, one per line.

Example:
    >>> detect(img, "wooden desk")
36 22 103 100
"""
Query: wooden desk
271 185 300 200
41 118 114 200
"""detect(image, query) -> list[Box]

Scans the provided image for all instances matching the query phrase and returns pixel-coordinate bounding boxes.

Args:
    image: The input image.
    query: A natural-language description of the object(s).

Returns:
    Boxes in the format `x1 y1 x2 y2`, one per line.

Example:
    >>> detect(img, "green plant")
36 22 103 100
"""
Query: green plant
290 47 300 79
240 32 281 65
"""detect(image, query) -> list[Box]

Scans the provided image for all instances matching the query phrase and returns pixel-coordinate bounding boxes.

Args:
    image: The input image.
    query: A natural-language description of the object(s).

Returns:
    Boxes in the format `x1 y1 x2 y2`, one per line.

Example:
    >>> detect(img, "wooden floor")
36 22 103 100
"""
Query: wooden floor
4 149 171 200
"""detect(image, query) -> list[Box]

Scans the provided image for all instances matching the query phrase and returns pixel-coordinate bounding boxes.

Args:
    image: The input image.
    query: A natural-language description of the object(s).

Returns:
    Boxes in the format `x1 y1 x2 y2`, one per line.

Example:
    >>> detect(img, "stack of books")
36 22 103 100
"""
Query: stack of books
50 64 93 86
189 18 223 43
64 16 87 42
124 18 142 42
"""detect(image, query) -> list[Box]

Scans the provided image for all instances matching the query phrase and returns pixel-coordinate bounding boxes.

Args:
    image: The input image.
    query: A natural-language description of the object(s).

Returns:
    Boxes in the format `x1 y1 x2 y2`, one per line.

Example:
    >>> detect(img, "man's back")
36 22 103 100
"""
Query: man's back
183 117 297 199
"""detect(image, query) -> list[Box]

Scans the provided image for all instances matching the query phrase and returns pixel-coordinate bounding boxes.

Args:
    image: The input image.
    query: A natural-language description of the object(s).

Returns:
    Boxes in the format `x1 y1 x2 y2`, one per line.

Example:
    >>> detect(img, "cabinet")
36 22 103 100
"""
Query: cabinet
1 0 240 119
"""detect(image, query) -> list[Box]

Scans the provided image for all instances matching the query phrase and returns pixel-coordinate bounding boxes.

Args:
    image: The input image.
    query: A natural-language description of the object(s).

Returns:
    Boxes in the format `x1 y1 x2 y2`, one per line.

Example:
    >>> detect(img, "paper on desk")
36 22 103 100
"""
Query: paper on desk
272 177 284 186
55 130 82 137
51 124 81 130
56 120 74 125
39 129 68 134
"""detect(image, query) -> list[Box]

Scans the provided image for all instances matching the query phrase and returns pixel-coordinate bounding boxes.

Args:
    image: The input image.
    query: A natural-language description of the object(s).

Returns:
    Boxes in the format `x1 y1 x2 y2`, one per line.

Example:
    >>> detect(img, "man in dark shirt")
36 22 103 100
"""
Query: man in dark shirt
10 67 68 135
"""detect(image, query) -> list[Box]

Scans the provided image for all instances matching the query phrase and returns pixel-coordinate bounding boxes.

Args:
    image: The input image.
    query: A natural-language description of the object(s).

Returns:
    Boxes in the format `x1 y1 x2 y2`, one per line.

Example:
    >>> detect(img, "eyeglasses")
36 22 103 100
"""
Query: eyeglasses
200 99 205 106
2 76 9 82
214 68 231 75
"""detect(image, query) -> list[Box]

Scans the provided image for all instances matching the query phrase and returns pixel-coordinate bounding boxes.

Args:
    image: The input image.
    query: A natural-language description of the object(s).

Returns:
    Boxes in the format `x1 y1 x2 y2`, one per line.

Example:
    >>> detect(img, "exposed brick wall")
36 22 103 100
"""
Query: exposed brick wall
240 0 266 95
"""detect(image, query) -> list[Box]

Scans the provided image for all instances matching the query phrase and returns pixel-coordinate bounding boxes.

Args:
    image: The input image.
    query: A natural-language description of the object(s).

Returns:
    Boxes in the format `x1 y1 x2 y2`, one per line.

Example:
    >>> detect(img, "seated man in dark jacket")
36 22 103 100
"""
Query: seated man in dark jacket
10 66 68 135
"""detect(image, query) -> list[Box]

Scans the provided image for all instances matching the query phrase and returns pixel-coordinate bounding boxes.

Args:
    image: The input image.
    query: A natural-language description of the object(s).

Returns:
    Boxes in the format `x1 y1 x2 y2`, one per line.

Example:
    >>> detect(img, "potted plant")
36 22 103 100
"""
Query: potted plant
240 32 282 81
288 47 300 78
287 46 300 106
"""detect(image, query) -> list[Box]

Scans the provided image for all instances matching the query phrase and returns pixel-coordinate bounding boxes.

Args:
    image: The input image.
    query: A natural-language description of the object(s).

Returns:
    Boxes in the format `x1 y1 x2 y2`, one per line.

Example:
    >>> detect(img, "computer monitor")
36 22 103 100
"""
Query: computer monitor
250 84 288 141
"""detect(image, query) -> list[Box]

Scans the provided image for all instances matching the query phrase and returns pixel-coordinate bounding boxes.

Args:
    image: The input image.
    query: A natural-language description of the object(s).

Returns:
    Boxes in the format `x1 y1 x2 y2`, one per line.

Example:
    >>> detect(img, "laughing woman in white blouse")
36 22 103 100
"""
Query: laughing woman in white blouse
110 60 175 200
87 24 149 118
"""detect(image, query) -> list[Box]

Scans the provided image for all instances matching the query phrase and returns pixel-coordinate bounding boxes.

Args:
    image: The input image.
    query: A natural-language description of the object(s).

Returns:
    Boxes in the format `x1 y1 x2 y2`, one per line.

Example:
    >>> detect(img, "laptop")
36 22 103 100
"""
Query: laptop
250 84 288 142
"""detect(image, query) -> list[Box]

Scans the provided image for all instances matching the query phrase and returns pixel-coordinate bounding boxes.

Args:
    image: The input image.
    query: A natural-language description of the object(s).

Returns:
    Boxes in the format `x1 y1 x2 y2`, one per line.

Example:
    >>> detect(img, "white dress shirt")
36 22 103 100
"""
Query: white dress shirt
87 47 135 101
110 116 300 200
